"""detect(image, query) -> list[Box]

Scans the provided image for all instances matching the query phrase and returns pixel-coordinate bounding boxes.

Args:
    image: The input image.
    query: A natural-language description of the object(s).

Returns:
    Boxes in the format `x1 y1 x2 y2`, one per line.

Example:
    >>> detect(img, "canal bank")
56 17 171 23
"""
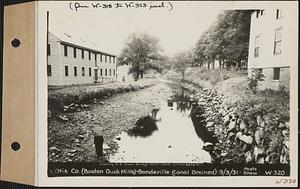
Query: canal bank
170 78 290 165
48 78 290 165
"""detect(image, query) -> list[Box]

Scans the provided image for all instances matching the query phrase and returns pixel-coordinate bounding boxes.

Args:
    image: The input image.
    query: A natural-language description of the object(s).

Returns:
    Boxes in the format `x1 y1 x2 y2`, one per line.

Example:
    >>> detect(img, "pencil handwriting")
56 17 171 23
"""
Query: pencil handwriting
69 1 174 12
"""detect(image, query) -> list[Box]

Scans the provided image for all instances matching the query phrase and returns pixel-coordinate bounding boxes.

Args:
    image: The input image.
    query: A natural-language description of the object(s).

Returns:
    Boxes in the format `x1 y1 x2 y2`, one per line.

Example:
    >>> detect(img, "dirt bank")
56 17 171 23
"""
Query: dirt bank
48 79 158 116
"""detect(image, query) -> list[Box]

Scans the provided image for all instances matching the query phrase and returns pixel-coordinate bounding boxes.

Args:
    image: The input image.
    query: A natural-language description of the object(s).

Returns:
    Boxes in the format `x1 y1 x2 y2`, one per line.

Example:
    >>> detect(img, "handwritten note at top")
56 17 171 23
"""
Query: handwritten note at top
69 1 174 12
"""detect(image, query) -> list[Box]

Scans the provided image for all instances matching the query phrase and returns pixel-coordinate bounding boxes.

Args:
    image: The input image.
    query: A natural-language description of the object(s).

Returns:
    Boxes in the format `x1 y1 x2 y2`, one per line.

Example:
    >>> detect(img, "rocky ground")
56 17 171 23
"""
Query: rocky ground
48 80 174 162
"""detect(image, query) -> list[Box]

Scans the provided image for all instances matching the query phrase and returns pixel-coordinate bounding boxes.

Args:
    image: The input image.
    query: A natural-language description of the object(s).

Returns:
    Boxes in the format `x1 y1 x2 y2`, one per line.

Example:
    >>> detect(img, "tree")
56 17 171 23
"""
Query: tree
193 10 253 70
118 33 163 80
172 52 191 81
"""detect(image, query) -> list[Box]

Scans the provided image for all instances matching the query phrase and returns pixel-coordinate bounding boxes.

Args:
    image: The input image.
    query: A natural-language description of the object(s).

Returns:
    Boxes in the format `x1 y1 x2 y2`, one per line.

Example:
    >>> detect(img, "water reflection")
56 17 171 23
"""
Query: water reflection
108 84 213 163
127 115 159 138
171 87 192 113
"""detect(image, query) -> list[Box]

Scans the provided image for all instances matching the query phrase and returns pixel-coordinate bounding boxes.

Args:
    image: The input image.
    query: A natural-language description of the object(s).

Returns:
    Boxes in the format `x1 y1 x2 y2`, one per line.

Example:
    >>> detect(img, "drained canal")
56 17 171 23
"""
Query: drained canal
108 85 216 163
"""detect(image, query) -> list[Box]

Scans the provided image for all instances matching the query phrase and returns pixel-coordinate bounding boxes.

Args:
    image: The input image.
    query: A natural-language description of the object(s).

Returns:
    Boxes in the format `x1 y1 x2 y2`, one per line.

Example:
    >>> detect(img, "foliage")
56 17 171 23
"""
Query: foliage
247 69 265 94
172 52 191 80
193 10 253 69
118 32 164 80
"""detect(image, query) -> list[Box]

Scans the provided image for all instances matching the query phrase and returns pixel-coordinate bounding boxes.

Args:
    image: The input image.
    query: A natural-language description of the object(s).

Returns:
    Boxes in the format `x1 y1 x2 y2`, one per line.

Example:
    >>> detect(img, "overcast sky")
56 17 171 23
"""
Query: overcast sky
45 1 247 56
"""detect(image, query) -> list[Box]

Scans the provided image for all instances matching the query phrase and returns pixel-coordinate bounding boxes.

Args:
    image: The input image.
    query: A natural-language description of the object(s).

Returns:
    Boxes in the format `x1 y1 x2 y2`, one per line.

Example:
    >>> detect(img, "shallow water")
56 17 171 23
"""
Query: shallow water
108 86 212 163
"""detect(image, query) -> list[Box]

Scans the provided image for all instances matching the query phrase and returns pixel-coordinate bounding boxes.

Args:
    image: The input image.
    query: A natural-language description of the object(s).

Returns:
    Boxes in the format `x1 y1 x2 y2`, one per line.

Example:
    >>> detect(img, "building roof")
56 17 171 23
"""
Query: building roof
49 31 116 57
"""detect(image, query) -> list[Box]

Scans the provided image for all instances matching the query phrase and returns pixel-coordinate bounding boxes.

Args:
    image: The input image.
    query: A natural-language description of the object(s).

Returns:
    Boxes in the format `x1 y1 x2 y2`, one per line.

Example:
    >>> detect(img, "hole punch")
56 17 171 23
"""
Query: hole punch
11 142 21 151
11 38 21 48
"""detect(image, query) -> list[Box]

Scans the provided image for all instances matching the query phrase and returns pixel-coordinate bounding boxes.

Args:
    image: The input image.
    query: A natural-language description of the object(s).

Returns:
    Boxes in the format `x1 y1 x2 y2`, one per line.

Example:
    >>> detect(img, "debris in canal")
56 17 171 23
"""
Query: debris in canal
94 135 104 157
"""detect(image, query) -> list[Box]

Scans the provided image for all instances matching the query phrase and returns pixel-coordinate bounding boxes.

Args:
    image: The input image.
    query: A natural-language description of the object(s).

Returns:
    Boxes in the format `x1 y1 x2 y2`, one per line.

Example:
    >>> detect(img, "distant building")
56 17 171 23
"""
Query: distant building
117 64 134 82
247 8 297 89
47 31 117 86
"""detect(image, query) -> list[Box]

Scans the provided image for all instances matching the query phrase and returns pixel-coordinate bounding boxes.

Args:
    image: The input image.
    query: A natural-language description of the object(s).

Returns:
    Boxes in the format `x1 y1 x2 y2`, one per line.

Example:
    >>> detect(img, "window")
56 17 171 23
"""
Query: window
82 49 84 59
256 10 264 18
82 67 85 76
64 45 68 57
89 67 92 76
47 65 52 76
273 68 280 80
100 69 103 76
105 69 107 76
254 36 260 57
95 53 97 62
73 47 77 58
105 55 107 63
276 9 283 19
109 56 111 63
100 54 103 62
274 28 282 55
113 57 116 64
113 69 115 76
88 51 91 60
109 69 111 76
47 44 51 56
74 66 77 77
64 66 69 76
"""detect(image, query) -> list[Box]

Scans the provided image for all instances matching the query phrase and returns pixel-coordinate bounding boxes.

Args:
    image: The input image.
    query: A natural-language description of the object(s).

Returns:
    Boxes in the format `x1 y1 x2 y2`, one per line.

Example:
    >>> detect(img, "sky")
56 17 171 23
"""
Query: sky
45 1 235 56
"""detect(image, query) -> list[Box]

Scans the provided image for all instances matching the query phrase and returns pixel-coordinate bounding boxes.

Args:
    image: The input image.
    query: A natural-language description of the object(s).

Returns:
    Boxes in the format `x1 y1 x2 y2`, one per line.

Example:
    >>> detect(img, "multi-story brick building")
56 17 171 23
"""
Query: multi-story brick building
47 31 117 86
247 8 298 90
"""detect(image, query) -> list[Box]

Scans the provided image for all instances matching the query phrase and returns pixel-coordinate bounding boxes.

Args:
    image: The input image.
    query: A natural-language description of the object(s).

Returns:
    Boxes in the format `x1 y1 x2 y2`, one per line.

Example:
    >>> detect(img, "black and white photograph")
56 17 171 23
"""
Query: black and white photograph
45 1 297 179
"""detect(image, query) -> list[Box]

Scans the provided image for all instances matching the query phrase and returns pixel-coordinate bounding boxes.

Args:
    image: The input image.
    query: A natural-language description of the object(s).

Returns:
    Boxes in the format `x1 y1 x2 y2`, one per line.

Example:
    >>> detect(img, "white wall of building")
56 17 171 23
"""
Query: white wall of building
47 33 63 85
117 64 134 82
95 53 117 83
47 32 117 86
59 45 95 85
247 7 298 89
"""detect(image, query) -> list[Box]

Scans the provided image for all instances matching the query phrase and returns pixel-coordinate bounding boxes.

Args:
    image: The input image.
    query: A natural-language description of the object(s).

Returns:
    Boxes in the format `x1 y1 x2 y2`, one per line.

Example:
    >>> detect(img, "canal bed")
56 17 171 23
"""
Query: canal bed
108 85 212 163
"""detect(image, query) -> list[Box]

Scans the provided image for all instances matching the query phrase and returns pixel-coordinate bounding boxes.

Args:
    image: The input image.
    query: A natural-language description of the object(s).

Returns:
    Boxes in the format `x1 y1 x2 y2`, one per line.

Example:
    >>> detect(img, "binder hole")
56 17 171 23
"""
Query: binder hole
11 38 21 48
11 142 20 151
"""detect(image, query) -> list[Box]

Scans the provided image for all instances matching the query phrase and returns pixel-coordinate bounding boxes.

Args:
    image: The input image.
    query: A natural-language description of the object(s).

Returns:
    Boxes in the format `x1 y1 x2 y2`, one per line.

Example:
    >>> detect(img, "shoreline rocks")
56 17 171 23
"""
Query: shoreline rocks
178 80 290 164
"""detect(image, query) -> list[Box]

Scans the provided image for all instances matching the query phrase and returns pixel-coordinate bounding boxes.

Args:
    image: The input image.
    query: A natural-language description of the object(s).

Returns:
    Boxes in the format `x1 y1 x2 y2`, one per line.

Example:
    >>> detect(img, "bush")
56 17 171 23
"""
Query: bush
247 69 265 94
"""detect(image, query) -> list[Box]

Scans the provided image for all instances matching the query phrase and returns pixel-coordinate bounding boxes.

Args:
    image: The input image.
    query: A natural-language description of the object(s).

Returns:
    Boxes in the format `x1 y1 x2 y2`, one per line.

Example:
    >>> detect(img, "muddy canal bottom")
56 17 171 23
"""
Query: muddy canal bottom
108 86 212 163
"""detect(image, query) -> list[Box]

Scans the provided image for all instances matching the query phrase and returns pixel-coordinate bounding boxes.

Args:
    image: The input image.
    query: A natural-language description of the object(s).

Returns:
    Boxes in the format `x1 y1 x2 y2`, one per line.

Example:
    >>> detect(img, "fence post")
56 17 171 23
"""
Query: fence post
94 135 104 157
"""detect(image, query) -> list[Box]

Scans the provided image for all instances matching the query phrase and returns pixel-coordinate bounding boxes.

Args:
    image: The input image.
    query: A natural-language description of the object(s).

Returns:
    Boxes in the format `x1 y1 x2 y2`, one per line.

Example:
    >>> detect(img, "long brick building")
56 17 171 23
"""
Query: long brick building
47 31 117 86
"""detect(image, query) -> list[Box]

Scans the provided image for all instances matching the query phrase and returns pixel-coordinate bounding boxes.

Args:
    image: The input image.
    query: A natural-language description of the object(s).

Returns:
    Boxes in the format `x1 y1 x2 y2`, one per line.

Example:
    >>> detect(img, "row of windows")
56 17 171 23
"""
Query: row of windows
63 45 116 63
254 28 282 57
256 9 283 19
98 68 116 77
47 65 116 77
